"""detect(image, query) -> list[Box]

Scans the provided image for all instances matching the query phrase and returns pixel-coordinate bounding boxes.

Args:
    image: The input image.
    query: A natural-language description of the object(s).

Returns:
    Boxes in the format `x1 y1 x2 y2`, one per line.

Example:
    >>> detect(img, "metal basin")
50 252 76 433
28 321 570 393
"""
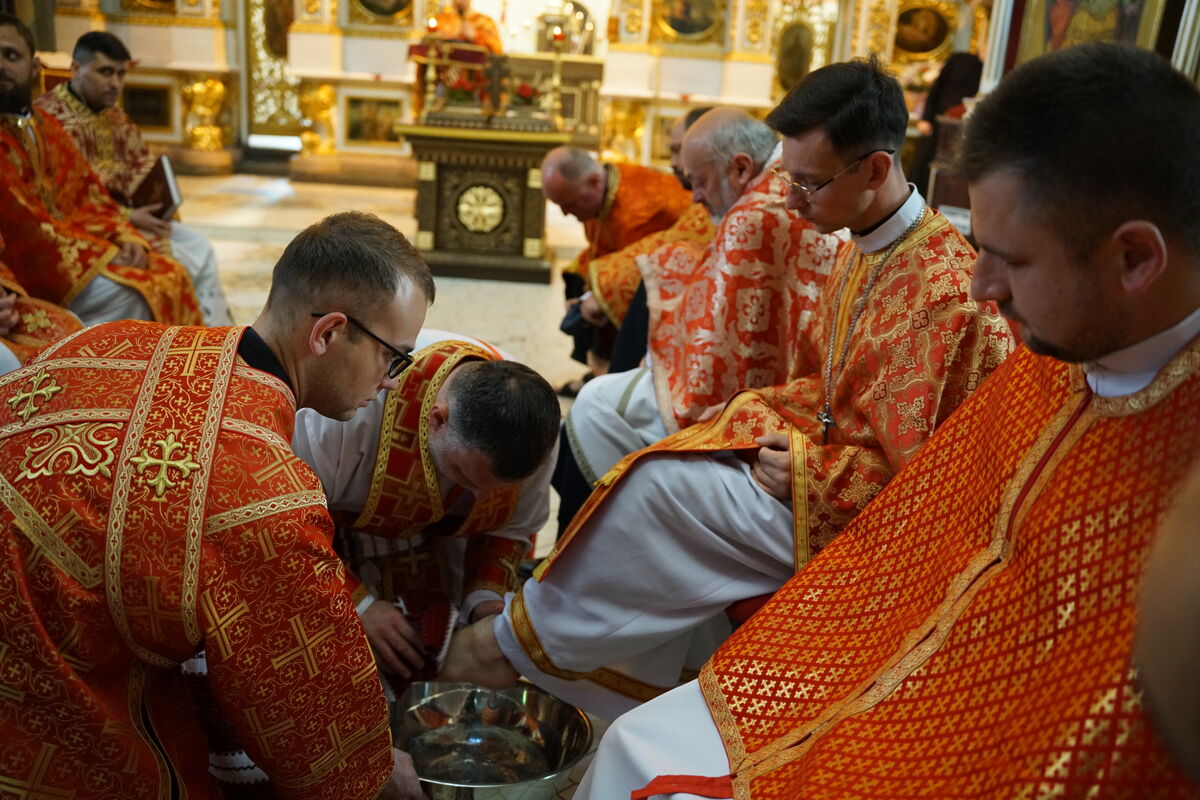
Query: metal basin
391 682 593 800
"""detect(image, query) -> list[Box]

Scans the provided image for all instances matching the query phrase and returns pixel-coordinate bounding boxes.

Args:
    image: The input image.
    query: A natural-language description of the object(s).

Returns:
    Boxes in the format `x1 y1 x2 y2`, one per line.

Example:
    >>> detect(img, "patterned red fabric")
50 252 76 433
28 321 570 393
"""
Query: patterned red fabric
587 202 715 326
0 234 81 365
643 162 842 431
567 163 694 283
544 209 1013 577
340 340 524 610
35 82 158 207
0 322 392 799
695 342 1200 799
0 111 201 324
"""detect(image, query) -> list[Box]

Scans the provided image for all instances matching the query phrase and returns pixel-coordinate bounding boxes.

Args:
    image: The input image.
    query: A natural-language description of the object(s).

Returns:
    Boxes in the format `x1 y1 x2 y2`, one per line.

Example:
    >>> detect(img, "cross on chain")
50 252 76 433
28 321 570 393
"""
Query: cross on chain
6 368 62 423
129 432 201 499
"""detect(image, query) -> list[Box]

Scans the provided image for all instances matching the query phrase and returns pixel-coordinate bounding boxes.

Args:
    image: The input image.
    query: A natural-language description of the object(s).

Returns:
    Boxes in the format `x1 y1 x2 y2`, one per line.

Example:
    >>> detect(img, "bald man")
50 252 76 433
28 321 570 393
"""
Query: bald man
542 146 692 392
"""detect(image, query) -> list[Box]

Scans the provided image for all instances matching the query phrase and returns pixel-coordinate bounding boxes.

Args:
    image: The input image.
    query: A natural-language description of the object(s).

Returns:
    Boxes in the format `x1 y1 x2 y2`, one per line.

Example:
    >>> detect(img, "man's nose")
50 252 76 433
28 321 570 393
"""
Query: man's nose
970 252 1008 304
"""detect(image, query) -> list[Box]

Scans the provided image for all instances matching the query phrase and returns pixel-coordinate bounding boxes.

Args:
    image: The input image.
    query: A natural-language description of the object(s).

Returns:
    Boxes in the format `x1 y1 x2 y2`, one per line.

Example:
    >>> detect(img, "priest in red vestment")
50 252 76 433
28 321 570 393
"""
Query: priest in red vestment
0 17 201 328
542 146 693 390
293 334 560 687
571 43 1200 800
0 233 82 372
440 60 1014 720
0 210 435 800
34 31 233 325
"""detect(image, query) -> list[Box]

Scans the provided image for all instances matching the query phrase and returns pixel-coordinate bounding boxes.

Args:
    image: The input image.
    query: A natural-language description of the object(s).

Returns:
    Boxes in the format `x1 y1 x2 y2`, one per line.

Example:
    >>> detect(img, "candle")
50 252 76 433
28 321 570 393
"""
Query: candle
426 16 438 31
552 25 564 41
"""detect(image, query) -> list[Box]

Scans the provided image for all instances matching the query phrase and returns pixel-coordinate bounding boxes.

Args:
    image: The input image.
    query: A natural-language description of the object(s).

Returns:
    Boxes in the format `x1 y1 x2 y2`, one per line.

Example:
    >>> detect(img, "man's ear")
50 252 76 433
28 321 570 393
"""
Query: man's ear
863 150 893 190
428 401 449 433
1109 220 1167 296
728 152 755 186
307 312 348 357
69 59 81 79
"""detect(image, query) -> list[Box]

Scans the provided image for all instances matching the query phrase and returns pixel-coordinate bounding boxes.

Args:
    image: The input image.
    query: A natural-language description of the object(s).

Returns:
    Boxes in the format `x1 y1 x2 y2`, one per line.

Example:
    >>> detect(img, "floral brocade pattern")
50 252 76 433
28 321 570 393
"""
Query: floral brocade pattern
0 110 200 325
588 203 715 326
0 321 392 800
569 163 694 281
643 165 841 432
35 82 158 206
0 238 82 365
701 342 1200 799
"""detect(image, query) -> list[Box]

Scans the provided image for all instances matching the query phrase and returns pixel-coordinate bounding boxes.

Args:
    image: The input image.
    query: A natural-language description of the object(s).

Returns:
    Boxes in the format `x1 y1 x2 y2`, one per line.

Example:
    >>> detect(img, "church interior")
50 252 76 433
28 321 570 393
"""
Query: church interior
2 0 1200 797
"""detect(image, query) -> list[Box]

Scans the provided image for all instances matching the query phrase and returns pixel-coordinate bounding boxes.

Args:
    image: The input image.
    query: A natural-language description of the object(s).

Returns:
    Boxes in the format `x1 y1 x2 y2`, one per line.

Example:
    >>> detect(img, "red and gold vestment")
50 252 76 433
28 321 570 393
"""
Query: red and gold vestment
587 202 715 327
674 340 1200 799
643 163 842 431
341 340 525 614
567 163 694 284
0 321 391 800
0 110 201 325
34 82 158 208
0 234 81 365
548 207 1014 580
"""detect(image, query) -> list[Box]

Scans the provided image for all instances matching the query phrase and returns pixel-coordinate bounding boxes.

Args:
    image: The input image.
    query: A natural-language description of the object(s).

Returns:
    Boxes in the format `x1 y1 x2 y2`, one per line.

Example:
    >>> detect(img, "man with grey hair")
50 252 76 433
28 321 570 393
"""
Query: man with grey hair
562 107 841 510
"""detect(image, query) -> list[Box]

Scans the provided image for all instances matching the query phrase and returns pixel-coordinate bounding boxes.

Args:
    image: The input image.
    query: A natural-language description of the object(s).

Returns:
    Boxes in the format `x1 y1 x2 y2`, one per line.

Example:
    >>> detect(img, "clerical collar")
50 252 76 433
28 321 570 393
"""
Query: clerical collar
1084 304 1200 397
851 185 924 254
238 326 293 393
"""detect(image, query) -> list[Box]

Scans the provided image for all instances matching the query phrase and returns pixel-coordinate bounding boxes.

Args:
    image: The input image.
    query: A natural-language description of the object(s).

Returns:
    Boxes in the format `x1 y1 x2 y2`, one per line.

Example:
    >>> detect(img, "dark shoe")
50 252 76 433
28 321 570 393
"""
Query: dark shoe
556 372 594 398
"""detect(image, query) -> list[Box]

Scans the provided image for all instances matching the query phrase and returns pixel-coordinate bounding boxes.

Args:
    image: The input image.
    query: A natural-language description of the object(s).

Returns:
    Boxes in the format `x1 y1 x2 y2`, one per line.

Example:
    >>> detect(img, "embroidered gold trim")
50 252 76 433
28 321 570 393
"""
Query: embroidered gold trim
1088 331 1200 418
5 368 63 422
220 417 292 452
105 327 181 668
233 361 297 406
180 328 242 647
791 426 810 570
17 421 122 481
0 471 101 587
205 490 329 536
511 589 667 702
0 407 130 443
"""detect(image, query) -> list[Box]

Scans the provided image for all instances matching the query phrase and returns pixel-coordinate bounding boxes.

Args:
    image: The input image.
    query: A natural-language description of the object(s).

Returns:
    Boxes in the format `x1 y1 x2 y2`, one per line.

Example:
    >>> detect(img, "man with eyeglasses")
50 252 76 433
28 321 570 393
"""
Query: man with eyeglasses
0 210 436 799
291 332 560 696
440 58 1013 720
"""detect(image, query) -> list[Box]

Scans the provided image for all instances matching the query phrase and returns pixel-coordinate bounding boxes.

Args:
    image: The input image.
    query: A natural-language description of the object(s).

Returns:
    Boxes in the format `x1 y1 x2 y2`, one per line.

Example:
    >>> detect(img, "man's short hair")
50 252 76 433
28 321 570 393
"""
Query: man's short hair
683 106 715 129
0 13 35 57
448 360 560 482
765 56 907 160
266 212 435 326
958 43 1200 258
548 147 598 183
704 113 778 173
73 31 132 64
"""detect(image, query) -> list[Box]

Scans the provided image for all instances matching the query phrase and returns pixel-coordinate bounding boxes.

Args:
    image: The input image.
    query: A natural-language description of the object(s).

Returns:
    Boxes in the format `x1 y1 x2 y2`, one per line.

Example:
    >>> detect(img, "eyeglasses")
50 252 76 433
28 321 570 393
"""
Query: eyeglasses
310 312 414 379
772 149 896 204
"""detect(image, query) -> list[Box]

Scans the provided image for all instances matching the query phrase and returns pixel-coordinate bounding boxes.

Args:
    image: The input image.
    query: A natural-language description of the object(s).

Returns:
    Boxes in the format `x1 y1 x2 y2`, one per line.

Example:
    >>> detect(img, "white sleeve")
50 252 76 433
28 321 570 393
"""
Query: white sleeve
291 391 387 511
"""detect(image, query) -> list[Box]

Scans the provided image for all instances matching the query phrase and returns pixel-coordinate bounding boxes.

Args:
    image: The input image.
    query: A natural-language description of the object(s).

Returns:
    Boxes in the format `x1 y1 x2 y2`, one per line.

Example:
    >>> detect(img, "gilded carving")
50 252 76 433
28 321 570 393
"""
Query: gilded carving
744 0 768 45
437 169 522 252
600 99 645 164
622 0 644 34
650 0 727 44
350 0 413 25
299 84 338 156
182 78 227 151
246 0 303 135
18 422 122 481
772 0 839 98
892 0 959 62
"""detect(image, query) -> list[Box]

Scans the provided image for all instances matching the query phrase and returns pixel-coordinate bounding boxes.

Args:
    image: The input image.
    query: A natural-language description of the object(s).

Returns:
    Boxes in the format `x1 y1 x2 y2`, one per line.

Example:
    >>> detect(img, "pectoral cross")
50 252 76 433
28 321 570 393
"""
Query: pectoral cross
817 405 836 445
